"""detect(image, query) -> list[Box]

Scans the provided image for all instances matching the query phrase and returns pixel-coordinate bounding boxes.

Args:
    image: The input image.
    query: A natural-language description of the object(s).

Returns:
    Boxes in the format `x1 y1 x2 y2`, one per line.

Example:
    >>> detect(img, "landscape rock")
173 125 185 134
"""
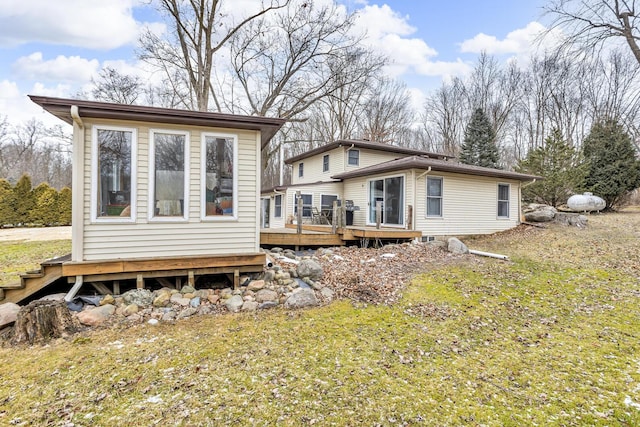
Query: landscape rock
180 285 196 294
258 301 279 310
284 289 318 309
122 304 139 317
320 287 335 302
190 297 201 308
0 302 20 328
76 304 116 326
100 294 115 306
447 237 469 255
176 307 197 319
152 291 171 307
170 293 191 307
242 301 259 311
255 289 279 303
225 295 244 312
122 289 154 307
248 280 266 291
524 204 557 222
296 259 323 281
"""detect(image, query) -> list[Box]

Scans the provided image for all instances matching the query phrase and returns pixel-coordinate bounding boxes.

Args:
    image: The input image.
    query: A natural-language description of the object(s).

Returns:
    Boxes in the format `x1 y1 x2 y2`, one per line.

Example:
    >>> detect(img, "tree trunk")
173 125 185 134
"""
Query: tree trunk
12 300 80 345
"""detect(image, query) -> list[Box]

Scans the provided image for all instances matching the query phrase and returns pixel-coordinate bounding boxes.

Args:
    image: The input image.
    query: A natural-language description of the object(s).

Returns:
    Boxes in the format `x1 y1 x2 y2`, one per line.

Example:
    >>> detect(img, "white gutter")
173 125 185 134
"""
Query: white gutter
70 105 84 262
413 167 432 232
71 105 83 128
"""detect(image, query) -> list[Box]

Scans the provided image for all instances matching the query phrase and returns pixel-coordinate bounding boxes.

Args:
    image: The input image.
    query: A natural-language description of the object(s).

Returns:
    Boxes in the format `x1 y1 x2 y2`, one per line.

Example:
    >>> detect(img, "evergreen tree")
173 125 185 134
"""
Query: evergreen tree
582 118 640 209
516 129 587 206
31 182 59 226
57 187 72 226
13 174 34 226
459 108 500 168
0 179 14 227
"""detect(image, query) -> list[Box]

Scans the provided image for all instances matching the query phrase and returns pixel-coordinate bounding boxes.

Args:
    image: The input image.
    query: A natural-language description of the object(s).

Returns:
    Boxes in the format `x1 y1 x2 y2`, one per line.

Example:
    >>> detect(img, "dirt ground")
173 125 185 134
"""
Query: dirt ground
0 226 72 242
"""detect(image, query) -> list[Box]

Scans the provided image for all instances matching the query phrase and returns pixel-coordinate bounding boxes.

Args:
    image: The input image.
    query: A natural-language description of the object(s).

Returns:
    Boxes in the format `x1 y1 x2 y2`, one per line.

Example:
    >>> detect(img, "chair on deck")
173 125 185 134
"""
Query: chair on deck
312 207 330 225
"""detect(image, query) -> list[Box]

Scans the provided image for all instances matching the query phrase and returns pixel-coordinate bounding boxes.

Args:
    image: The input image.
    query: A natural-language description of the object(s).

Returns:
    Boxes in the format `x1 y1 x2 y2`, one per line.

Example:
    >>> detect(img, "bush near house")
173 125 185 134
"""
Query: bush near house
0 174 71 227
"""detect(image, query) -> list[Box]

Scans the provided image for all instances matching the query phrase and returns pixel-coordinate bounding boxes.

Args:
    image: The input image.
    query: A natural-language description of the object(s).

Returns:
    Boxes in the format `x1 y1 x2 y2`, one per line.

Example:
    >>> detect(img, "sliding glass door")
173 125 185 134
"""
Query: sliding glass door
368 176 404 226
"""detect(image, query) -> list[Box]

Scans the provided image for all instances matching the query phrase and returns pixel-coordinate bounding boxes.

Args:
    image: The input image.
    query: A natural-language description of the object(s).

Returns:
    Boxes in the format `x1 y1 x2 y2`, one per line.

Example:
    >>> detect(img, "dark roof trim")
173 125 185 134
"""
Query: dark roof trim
331 156 542 181
284 139 451 164
29 95 286 149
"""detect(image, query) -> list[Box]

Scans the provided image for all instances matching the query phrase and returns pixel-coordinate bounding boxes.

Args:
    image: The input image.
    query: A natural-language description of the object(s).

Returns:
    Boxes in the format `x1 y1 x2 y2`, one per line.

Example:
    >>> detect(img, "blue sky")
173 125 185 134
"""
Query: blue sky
0 0 550 126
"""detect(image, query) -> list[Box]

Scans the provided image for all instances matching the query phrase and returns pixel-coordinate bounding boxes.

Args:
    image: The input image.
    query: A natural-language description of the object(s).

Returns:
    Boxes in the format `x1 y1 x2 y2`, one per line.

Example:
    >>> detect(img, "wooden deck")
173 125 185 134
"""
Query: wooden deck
0 252 266 305
260 225 421 247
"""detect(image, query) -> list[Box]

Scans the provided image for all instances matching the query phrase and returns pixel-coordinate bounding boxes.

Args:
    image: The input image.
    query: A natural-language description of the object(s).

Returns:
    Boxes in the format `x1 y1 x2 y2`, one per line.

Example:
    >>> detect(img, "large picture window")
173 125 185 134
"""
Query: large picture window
92 126 136 221
498 183 510 218
368 176 404 225
150 130 189 220
202 133 236 219
426 176 443 217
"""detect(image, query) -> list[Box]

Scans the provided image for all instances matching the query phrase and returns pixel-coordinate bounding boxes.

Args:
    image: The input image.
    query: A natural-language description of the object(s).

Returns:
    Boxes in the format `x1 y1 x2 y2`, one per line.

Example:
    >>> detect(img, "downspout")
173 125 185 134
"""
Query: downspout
70 106 84 263
520 179 537 223
414 167 432 234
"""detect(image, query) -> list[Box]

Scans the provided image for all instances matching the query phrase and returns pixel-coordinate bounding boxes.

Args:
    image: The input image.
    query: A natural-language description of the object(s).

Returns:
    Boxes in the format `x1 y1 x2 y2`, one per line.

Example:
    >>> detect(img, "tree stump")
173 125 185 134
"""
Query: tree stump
12 300 80 344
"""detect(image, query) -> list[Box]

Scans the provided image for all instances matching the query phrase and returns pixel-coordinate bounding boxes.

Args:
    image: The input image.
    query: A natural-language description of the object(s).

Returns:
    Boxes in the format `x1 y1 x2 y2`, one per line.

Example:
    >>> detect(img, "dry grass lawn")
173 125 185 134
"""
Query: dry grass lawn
0 211 639 426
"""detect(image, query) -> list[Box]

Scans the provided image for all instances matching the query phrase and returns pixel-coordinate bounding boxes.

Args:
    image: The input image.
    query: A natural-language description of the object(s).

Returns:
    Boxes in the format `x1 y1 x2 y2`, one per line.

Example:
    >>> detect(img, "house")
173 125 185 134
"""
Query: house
22 96 285 300
261 139 540 239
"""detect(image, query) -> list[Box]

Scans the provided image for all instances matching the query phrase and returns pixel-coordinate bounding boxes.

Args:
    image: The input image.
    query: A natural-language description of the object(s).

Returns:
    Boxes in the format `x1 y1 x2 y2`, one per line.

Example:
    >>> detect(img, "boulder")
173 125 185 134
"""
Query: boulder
320 287 335 302
242 301 259 312
247 280 266 291
0 302 21 328
152 291 171 308
225 295 244 313
100 294 116 306
284 289 318 309
255 289 279 303
523 204 557 222
297 259 323 281
447 237 469 255
122 304 139 317
76 304 116 326
122 289 154 307
258 301 279 310
176 307 197 319
180 285 196 294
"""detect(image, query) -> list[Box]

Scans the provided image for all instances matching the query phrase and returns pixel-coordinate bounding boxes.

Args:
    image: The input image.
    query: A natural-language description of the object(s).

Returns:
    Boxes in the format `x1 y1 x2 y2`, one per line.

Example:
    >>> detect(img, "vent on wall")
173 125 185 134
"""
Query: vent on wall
422 236 436 242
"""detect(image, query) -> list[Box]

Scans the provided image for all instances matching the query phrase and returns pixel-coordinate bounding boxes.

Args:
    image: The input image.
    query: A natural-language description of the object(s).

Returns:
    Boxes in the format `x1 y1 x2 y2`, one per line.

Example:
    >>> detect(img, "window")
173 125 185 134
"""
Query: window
498 184 510 218
274 194 282 218
92 126 136 221
293 193 312 218
150 130 189 220
298 162 304 177
202 133 236 219
348 149 359 166
321 194 338 222
368 176 404 225
323 154 329 172
426 177 443 217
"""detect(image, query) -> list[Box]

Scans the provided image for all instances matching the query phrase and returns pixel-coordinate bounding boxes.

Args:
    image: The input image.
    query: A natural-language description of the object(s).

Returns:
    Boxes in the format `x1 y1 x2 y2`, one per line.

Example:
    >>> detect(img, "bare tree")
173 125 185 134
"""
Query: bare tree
91 67 143 104
545 0 640 65
139 0 290 111
360 77 414 144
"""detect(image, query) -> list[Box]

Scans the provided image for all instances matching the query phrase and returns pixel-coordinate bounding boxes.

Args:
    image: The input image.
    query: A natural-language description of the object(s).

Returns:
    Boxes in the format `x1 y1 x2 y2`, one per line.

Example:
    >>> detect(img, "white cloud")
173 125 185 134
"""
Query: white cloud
459 21 547 56
13 52 100 83
0 80 70 126
354 4 469 81
0 0 161 49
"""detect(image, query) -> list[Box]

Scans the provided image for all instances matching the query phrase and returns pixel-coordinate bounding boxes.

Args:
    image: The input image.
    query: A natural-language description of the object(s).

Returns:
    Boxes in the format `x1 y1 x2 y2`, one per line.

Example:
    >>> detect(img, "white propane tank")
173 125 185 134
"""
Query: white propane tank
567 192 606 212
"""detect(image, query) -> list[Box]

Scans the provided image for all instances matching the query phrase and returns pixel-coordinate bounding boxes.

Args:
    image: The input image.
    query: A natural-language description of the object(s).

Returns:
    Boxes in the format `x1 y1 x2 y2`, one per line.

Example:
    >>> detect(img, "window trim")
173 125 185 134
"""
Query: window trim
426 176 443 218
148 128 190 222
293 193 313 218
274 194 283 218
497 183 510 219
90 124 137 224
298 162 304 178
347 149 360 166
366 174 405 227
200 132 238 221
322 154 329 173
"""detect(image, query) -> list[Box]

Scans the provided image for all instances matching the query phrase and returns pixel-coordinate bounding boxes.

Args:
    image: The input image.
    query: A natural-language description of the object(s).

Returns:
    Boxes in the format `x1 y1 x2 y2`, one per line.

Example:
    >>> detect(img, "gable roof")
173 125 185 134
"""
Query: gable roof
331 155 541 181
284 139 451 164
29 96 286 149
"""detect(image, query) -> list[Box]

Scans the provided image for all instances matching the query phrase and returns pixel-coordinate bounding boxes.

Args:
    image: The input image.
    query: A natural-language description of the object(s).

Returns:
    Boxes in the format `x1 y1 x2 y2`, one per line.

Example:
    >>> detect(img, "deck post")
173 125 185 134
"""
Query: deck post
188 271 195 288
136 274 144 289
233 269 240 289
332 200 338 234
113 280 120 295
376 201 382 229
407 205 413 229
296 191 302 234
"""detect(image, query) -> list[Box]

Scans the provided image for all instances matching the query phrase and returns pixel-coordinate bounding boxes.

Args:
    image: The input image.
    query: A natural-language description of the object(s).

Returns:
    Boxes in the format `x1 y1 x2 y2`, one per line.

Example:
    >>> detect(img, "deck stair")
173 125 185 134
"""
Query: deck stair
0 254 70 304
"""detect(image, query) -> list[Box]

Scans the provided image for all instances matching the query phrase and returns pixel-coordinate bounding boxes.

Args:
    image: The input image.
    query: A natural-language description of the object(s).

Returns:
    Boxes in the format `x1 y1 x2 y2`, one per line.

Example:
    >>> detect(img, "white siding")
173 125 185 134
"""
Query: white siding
81 118 261 261
414 172 521 236
281 182 343 224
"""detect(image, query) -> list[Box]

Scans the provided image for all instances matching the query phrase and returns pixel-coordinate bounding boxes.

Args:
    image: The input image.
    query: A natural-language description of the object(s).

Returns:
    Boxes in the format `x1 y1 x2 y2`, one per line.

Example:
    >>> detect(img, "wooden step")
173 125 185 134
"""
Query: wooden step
0 281 24 290
20 271 44 279
3 265 63 304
